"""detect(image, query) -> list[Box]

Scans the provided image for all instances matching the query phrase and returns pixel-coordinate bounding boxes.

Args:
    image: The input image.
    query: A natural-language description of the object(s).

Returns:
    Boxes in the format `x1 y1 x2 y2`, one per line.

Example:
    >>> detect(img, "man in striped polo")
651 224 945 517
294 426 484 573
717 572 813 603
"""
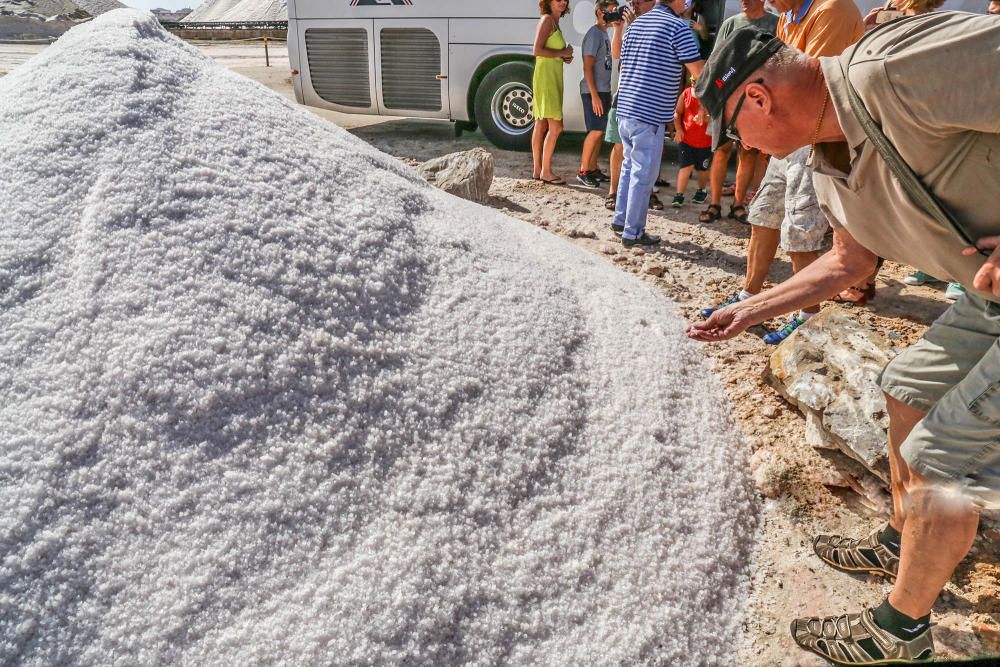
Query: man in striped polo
611 0 704 247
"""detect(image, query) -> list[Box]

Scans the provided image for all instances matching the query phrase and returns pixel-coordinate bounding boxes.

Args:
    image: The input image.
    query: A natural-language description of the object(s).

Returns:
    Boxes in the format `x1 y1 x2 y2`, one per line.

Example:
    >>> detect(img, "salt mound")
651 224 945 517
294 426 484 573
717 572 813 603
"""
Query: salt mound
0 10 757 665
74 0 124 17
182 0 285 23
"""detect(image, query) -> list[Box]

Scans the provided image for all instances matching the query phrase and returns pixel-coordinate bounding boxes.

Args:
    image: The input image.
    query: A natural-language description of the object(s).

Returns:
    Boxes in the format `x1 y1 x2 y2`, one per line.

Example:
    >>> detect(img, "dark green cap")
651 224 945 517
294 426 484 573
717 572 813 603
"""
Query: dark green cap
694 26 783 151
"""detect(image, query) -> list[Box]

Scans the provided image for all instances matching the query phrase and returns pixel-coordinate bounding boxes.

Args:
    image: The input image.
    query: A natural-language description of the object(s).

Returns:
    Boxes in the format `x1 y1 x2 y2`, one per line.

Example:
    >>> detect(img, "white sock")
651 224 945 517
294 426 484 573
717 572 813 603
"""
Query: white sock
798 310 816 321
738 290 756 301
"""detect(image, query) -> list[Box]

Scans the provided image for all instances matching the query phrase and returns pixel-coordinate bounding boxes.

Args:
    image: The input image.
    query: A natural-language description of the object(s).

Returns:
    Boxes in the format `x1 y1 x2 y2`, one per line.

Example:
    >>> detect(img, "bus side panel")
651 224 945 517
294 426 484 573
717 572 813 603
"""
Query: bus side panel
449 17 585 133
288 19 305 103
295 19 380 116
449 18 535 45
292 0 538 20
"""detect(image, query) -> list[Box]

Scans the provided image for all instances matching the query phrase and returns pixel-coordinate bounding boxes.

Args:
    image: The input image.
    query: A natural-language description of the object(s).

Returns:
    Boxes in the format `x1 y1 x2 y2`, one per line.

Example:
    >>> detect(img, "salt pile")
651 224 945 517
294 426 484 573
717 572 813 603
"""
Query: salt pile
74 0 124 17
0 10 757 665
182 0 285 23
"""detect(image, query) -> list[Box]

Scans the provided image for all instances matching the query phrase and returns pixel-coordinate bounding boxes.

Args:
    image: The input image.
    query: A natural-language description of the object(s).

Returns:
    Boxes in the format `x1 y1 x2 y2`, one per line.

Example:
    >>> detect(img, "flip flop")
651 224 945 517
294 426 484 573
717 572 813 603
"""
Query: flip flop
540 176 566 185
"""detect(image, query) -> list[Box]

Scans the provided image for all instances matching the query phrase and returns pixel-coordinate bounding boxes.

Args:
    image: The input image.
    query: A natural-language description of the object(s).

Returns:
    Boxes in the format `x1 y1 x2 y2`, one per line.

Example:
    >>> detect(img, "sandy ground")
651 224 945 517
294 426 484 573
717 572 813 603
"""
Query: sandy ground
2 41 997 664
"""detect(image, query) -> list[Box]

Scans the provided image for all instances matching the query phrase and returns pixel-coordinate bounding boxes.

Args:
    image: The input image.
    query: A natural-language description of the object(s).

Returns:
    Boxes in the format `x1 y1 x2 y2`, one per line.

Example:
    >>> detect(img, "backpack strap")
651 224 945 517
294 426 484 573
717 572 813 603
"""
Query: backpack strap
838 50 989 256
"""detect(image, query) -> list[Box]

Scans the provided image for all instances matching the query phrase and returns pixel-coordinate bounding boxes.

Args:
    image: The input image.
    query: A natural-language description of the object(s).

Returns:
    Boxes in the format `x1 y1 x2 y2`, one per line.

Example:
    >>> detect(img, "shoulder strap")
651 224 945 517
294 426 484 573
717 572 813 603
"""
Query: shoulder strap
838 53 988 256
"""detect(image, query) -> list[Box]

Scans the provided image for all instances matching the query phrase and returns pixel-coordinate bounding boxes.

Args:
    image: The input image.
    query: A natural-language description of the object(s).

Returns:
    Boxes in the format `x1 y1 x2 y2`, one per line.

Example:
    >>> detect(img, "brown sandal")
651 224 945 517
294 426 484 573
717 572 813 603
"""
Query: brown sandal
648 194 664 211
699 204 722 223
832 283 876 306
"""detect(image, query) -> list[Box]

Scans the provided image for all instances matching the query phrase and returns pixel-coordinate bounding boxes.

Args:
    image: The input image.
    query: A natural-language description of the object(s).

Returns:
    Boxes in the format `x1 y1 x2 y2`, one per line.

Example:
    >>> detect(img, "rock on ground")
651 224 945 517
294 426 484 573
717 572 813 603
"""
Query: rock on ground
766 308 896 514
418 147 495 204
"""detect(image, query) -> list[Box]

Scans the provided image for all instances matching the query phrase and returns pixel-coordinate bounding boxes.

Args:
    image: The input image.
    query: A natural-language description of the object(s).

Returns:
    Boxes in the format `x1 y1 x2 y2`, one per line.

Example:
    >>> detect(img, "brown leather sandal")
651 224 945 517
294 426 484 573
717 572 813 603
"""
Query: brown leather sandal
831 282 876 306
698 204 722 223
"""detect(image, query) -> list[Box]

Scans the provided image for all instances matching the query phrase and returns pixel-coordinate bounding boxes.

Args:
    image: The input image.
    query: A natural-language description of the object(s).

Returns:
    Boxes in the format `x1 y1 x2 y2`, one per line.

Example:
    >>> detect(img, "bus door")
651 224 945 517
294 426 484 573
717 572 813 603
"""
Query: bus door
372 19 450 118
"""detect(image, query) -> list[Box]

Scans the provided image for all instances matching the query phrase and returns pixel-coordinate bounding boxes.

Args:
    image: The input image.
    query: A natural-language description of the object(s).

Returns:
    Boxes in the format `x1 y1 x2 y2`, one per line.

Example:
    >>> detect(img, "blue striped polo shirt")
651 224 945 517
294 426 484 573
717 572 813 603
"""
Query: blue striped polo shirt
616 4 702 126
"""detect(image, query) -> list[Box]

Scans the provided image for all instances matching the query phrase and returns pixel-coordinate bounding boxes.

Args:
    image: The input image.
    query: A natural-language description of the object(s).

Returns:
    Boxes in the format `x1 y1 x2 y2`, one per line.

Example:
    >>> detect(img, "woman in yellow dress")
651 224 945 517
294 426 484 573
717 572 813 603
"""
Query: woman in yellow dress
531 0 573 184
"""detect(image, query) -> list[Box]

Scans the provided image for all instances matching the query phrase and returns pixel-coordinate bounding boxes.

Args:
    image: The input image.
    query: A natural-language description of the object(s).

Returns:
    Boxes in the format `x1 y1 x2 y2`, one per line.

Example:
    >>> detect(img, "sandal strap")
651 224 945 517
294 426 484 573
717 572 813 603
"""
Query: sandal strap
792 608 934 664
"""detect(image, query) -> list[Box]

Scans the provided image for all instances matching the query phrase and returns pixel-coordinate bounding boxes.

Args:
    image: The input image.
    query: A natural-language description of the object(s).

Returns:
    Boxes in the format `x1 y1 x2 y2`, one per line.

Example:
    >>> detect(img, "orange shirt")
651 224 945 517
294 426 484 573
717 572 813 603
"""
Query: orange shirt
776 0 864 57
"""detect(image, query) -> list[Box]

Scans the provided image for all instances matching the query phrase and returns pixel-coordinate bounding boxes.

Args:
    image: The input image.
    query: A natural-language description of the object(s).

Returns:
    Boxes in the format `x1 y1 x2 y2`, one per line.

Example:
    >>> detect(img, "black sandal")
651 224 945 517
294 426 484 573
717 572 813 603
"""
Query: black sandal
728 204 749 224
698 204 722 223
605 193 617 211
648 194 664 211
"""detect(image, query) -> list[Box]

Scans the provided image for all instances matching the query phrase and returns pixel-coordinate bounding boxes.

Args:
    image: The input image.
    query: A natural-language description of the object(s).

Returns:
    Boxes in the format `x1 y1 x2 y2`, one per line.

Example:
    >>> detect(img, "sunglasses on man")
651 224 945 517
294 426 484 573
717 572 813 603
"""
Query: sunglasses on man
723 78 763 146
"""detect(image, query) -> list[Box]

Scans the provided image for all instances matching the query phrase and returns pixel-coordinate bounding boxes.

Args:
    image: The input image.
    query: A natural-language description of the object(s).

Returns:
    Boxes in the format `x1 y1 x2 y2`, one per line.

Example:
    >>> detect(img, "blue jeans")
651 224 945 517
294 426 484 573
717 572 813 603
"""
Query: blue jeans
613 116 665 240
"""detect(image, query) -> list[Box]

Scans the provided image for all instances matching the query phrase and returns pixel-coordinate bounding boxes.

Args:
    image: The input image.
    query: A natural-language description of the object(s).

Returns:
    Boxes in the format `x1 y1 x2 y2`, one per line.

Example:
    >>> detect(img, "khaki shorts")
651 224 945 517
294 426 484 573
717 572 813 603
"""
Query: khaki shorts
748 146 829 252
880 292 1000 509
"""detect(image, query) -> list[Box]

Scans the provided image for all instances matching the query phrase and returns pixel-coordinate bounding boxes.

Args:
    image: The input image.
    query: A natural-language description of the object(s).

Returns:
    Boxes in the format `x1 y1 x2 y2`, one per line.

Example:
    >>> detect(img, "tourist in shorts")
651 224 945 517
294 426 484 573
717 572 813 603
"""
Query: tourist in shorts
698 0 777 225
690 21 1000 664
698 0 863 344
670 77 710 208
577 1 619 189
531 0 574 185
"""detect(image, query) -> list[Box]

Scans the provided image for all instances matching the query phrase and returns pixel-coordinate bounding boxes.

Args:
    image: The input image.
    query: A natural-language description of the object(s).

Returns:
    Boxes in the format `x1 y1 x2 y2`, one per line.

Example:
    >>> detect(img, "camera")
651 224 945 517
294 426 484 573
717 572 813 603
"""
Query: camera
603 6 625 22
875 9 904 23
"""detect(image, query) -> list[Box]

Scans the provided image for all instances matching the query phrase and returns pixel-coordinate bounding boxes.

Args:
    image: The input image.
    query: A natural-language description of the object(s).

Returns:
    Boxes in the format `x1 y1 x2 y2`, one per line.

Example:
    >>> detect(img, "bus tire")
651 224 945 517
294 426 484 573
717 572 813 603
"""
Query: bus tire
473 61 535 151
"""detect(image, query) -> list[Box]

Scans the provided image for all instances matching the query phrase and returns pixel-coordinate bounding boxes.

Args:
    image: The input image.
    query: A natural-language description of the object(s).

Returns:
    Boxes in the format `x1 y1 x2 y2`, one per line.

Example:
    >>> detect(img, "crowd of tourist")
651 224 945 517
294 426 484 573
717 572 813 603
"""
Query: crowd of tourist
529 1 998 664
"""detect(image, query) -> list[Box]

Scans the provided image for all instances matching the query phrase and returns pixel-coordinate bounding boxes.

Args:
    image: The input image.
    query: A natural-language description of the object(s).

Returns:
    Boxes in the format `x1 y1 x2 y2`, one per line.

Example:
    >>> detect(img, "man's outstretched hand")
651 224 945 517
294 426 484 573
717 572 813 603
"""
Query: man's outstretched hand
686 305 755 342
963 236 1000 299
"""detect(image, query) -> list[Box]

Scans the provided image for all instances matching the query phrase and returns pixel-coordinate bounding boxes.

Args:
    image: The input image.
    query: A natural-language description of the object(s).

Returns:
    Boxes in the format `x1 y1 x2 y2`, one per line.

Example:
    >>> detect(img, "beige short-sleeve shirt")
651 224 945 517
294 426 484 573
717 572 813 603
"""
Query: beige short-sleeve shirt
812 12 1000 303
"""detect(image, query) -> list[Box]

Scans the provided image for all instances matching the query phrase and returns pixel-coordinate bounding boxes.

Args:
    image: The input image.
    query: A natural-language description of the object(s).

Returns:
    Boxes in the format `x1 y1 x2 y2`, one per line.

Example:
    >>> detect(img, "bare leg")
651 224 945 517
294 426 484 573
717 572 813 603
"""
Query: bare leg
608 143 623 196
884 394 926 531
888 468 979 618
532 119 548 179
751 153 769 192
744 225 781 293
734 146 757 207
676 165 693 196
540 120 563 181
695 167 709 191
709 143 733 207
580 130 603 173
789 250 823 314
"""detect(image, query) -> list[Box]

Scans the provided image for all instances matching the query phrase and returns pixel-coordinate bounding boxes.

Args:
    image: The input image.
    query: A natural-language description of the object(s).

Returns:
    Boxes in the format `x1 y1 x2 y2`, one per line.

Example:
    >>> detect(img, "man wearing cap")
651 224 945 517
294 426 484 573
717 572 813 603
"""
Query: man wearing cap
698 0 862 345
689 15 999 665
610 0 704 247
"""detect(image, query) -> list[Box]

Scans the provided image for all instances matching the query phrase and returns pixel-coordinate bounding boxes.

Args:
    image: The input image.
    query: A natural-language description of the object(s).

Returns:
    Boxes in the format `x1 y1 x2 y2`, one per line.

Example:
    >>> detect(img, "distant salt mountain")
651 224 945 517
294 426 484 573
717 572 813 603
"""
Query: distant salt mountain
182 0 285 22
151 7 192 22
75 0 124 15
0 0 91 39
0 0 89 21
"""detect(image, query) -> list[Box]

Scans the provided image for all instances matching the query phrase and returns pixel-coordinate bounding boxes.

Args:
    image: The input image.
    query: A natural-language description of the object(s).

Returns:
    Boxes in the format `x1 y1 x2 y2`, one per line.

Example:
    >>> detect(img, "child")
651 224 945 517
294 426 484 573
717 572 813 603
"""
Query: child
671 79 711 209
576 0 618 188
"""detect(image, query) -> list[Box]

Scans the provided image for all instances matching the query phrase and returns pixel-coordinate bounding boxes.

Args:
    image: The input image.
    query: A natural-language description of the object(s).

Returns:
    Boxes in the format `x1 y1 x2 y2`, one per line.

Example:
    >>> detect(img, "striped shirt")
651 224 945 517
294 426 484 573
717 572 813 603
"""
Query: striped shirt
616 4 702 125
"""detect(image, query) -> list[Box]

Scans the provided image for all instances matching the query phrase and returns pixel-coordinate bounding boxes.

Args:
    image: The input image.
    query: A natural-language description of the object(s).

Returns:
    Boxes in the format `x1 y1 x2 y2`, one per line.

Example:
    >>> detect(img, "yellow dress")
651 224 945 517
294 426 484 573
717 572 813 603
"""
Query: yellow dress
532 24 565 121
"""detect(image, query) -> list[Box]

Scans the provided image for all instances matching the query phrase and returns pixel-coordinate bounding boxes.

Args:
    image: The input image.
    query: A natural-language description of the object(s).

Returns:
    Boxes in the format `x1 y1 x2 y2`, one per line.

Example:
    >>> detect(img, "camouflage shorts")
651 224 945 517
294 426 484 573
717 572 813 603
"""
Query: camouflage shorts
748 146 829 252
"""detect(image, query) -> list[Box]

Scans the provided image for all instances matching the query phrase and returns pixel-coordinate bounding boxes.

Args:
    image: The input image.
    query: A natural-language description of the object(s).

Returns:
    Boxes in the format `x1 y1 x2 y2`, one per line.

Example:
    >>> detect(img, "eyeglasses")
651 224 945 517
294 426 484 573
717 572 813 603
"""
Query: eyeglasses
723 78 763 146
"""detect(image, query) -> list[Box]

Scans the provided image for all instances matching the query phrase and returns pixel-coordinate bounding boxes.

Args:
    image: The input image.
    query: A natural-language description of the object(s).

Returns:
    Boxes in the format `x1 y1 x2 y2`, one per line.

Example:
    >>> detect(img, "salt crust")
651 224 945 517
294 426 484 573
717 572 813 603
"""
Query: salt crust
0 11 757 665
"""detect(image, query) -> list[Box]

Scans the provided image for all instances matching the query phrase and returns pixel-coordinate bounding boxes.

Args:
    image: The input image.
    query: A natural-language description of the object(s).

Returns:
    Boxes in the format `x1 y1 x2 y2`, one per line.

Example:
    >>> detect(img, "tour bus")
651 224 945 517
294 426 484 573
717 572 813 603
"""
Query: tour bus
287 0 985 151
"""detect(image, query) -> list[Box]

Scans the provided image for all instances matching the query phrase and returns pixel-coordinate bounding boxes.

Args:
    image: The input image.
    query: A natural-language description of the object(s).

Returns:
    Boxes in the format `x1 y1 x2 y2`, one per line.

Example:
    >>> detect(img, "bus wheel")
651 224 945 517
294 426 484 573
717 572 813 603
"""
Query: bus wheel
474 62 534 151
